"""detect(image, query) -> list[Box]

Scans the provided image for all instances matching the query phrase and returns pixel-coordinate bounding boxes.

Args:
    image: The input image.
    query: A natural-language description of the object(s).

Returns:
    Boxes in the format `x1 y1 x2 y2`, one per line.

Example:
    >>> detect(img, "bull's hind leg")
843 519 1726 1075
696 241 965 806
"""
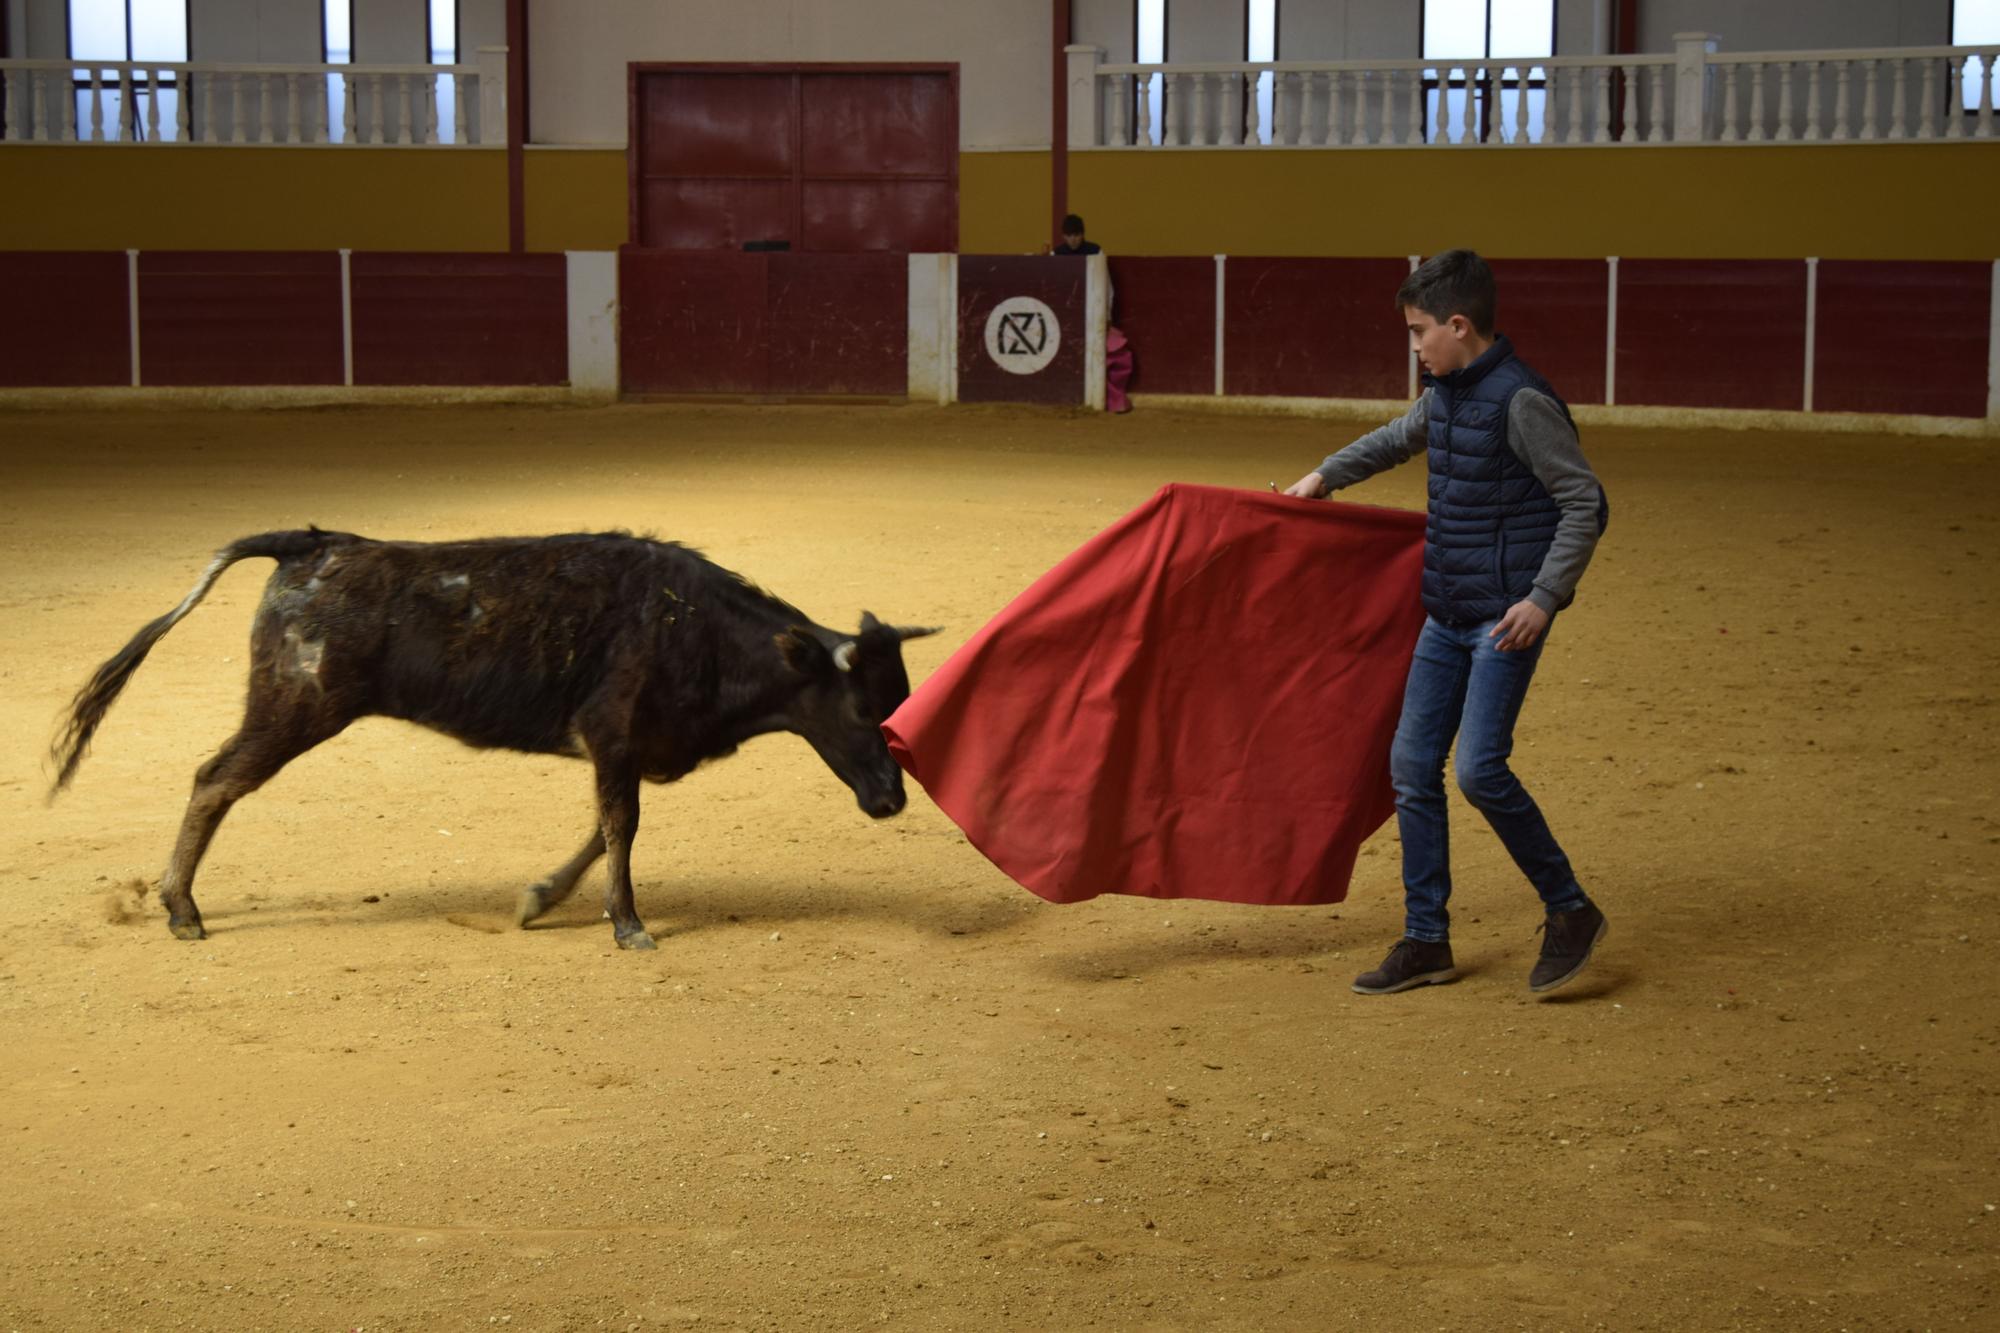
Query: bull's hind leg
158 724 331 940
516 828 605 928
591 760 654 951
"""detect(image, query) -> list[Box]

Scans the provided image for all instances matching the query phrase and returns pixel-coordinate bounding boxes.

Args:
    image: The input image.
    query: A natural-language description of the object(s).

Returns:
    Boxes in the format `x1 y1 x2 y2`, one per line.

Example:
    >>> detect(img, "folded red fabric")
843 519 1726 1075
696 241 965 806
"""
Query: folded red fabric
884 482 1427 906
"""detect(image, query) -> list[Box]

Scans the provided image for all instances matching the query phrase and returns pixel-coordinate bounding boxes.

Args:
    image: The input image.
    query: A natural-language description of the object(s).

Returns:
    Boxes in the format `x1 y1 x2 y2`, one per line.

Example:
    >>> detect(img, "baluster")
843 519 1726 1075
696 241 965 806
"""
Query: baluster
1348 70 1366 145
287 73 302 143
1323 71 1341 145
1107 73 1126 145
145 67 162 141
60 70 78 140
343 72 358 144
396 74 412 145
1649 65 1669 141
451 70 467 145
1803 61 1822 140
3 66 18 141
258 73 273 143
1718 64 1738 141
1564 67 1583 143
202 70 217 144
1135 72 1153 146
1451 65 1469 143
1380 65 1394 145
1619 62 1640 142
1889 59 1908 139
1919 58 1938 138
230 74 244 143
117 66 133 140
1979 53 1995 138
87 69 104 141
1275 70 1292 145
1746 62 1766 141
1857 61 1876 140
1588 65 1607 142
426 74 440 144
175 69 191 141
1410 67 1425 144
369 73 386 144
1226 72 1243 146
1776 63 1795 141
1183 71 1202 146
1946 58 1963 139
1831 61 1851 141
1160 73 1178 146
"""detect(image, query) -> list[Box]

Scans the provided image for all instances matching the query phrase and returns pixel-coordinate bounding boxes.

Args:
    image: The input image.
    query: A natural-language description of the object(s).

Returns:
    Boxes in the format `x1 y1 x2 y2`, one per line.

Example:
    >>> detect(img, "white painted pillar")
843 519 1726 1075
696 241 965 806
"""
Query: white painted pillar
1065 45 1103 148
906 253 956 405
1673 32 1719 142
127 249 141 387
1604 256 1619 406
1802 257 1818 412
566 251 619 401
1084 253 1109 411
339 248 354 387
1213 255 1227 397
476 45 507 146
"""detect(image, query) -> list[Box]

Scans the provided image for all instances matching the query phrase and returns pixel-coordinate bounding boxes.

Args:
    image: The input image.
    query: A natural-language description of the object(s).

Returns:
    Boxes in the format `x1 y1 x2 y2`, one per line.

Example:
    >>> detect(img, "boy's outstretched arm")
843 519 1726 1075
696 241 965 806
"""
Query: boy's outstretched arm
1283 393 1430 498
1490 388 1607 650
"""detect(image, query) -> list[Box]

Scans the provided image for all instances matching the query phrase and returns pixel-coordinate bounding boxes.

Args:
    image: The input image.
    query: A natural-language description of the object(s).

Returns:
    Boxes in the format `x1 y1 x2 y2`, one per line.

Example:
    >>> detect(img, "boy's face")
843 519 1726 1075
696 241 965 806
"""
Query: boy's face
1404 305 1481 376
1062 229 1083 249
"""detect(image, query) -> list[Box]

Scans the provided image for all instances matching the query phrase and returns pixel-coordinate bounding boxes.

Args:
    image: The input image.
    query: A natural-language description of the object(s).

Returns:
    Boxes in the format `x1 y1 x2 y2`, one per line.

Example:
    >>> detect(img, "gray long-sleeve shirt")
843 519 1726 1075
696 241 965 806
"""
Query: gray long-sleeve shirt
1314 388 1604 617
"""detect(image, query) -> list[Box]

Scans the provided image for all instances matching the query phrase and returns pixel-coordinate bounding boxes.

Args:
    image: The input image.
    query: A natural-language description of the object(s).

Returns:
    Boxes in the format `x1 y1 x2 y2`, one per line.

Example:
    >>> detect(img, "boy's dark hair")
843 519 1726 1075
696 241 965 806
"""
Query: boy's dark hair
1061 213 1085 235
1396 249 1496 335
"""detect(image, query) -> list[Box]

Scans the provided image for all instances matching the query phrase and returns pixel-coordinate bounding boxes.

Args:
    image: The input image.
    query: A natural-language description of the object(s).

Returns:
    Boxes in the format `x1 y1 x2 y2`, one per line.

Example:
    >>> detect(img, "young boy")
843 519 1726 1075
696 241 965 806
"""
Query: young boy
1283 249 1609 996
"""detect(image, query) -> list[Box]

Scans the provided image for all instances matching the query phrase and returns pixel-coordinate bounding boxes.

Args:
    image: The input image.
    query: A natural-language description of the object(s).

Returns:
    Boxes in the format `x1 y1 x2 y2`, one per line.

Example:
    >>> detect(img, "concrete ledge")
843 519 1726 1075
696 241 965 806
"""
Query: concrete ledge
1131 393 2000 440
0 386 580 412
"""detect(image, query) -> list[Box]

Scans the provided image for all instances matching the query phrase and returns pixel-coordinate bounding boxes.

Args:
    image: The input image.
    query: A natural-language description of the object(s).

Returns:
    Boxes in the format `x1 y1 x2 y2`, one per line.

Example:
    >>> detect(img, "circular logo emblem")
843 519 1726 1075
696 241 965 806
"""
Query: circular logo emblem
984 297 1061 375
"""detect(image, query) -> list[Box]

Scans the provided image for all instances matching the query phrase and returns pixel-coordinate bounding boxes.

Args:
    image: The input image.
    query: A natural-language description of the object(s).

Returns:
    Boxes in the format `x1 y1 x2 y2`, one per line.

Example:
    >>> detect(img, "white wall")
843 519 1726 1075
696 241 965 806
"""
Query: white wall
352 0 424 62
188 0 323 62
528 0 1049 148
1637 0 1953 53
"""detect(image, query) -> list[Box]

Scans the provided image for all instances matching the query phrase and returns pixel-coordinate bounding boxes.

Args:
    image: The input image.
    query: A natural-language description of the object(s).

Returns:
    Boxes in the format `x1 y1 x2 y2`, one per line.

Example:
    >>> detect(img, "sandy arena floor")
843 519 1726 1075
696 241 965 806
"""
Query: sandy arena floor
1 402 1995 1331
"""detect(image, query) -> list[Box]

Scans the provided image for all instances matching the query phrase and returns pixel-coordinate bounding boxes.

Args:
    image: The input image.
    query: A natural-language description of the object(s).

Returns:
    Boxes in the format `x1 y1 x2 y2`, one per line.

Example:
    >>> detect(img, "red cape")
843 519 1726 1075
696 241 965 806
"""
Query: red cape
884 483 1426 906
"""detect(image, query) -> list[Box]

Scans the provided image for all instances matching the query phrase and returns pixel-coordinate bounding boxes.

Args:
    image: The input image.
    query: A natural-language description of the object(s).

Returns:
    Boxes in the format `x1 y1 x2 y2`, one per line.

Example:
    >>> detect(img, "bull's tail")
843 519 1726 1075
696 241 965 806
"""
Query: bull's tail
47 528 351 797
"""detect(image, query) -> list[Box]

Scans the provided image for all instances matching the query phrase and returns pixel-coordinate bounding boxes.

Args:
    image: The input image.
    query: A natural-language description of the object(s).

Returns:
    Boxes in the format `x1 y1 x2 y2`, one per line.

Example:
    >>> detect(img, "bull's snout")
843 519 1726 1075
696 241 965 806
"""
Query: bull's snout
863 786 906 819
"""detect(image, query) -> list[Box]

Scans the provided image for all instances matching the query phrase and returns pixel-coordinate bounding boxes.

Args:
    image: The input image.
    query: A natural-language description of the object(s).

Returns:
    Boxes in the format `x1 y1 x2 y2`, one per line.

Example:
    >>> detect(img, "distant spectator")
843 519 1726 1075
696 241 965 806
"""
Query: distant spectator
1046 215 1129 412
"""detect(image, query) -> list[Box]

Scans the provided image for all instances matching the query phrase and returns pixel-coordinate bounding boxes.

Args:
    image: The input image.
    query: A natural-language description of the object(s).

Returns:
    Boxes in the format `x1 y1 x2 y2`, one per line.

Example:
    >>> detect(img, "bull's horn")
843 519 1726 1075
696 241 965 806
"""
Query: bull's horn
832 640 857 672
894 625 942 642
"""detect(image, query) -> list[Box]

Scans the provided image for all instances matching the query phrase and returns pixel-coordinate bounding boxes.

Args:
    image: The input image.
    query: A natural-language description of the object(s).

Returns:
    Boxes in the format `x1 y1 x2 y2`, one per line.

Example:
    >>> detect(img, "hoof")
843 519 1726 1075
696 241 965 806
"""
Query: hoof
516 884 550 928
615 929 657 952
168 919 207 941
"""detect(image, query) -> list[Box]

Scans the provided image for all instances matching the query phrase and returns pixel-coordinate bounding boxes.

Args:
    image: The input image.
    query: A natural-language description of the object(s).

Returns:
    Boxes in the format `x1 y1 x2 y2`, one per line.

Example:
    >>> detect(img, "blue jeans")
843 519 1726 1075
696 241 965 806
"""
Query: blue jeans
1389 615 1590 943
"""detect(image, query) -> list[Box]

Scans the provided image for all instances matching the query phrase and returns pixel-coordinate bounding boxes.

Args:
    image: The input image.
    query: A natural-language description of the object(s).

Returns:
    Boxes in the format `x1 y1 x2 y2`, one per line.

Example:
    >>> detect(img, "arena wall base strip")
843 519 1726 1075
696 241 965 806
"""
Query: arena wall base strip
0 387 577 412
1127 394 2000 441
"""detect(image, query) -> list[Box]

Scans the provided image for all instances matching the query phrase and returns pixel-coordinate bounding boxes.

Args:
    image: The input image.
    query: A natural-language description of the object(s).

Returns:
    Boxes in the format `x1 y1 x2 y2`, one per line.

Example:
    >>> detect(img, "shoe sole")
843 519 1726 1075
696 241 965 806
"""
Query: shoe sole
1351 967 1459 995
1529 917 1609 994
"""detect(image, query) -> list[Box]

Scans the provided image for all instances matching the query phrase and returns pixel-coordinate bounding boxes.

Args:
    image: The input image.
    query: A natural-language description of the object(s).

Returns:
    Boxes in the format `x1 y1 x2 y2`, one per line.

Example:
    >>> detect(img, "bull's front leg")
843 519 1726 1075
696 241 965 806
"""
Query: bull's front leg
516 828 606 928
592 758 654 950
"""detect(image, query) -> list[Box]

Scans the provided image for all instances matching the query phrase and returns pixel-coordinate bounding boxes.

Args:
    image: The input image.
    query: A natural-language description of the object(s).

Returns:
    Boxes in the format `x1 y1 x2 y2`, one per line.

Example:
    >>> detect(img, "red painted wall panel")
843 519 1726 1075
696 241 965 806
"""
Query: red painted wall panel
620 250 770 394
350 253 567 387
1813 260 1991 418
1107 256 1215 395
1615 259 1806 410
640 73 795 178
957 256 1087 405
0 252 130 387
137 252 343 386
1486 258 1609 405
1223 258 1409 399
766 253 909 395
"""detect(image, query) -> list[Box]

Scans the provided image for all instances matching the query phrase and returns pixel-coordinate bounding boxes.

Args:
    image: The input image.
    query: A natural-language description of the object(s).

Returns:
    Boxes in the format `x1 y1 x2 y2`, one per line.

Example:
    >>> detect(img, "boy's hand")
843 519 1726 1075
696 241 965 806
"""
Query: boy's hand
1282 472 1327 499
1489 600 1551 651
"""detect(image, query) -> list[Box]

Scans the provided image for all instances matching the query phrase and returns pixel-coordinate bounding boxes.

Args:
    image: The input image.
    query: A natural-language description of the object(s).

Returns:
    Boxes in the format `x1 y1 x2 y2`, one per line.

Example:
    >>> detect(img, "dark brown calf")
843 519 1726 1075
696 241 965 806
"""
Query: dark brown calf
50 528 933 950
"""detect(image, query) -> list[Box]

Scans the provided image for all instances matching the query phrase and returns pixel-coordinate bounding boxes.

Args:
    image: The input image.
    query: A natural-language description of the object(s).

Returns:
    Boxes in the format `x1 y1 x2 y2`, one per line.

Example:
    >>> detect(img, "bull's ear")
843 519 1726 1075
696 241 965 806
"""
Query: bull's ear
859 610 882 634
775 628 831 677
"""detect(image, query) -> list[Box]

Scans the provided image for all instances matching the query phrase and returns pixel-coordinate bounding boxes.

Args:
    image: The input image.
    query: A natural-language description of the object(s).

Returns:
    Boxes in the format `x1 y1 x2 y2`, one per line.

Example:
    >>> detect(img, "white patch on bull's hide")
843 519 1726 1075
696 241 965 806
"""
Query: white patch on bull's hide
282 627 326 681
468 601 485 623
438 573 470 592
314 552 341 577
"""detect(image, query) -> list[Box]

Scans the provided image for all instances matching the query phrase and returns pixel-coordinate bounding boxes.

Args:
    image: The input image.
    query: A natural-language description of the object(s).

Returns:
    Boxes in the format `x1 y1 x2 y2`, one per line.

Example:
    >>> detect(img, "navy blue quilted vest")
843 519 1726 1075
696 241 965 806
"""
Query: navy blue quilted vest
1421 336 1573 626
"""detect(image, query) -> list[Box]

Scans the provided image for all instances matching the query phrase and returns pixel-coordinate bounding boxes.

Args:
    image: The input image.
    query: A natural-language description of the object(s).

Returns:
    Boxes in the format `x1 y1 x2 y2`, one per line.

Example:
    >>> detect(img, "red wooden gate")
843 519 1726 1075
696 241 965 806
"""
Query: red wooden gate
628 63 957 253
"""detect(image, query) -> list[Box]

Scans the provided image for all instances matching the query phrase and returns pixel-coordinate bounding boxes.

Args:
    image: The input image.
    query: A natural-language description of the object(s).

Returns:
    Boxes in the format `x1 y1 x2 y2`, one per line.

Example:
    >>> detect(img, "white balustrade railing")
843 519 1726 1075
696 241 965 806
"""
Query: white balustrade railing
1066 37 2000 148
0 54 506 146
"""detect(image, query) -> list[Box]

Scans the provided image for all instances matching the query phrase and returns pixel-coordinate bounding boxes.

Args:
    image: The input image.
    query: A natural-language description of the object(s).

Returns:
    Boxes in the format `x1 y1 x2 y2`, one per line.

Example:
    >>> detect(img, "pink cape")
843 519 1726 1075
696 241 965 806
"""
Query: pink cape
883 483 1427 906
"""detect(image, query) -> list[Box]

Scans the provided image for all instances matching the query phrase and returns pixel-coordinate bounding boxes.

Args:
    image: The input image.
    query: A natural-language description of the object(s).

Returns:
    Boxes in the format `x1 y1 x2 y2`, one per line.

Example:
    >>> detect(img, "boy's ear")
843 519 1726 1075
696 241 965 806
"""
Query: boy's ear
1446 313 1472 339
